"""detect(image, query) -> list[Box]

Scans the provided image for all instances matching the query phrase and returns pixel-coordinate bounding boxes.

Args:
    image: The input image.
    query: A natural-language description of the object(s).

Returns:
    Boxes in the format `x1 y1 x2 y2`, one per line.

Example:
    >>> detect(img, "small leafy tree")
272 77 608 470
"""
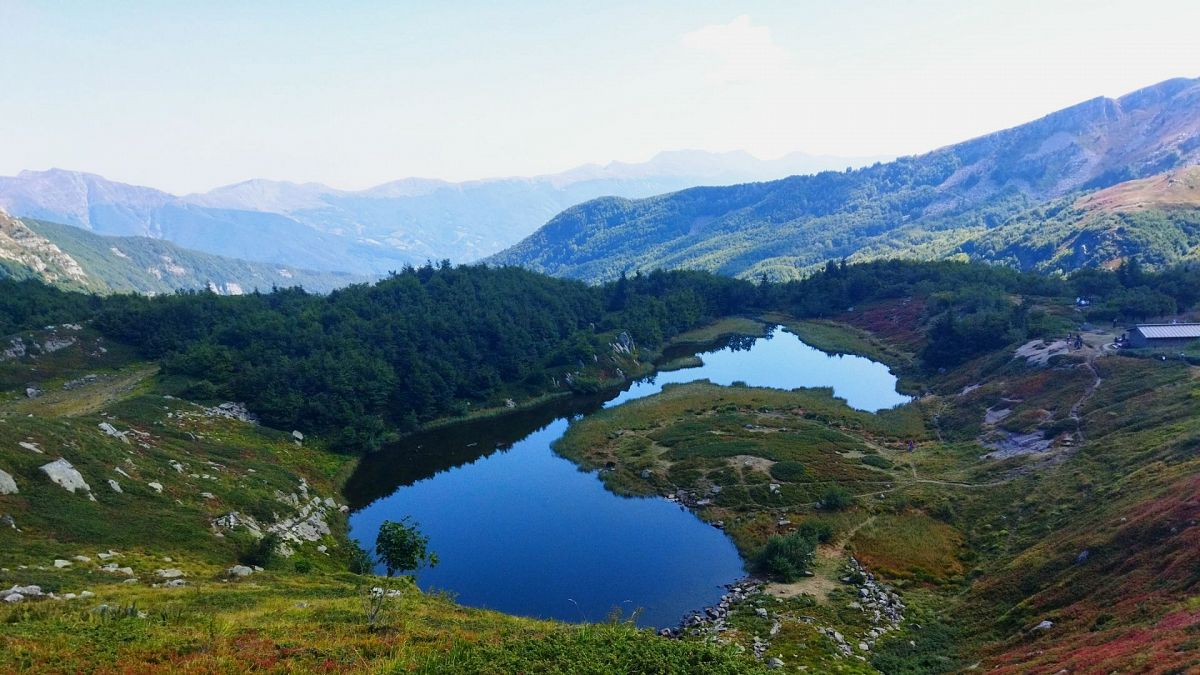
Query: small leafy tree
358 518 438 628
376 517 439 578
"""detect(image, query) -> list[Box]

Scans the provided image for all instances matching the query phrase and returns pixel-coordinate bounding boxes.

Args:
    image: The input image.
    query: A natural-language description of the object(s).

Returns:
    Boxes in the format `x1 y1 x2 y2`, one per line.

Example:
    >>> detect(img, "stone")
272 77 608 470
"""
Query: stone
200 492 215 499
640 469 652 479
169 460 185 473
155 568 184 579
1034 619 1054 631
317 545 328 554
227 565 254 577
98 422 130 444
1075 549 1090 564
72 555 91 563
79 590 95 598
767 657 785 670
755 607 769 619
1 514 16 529
107 479 123 493
147 482 163 493
859 642 870 651
18 441 42 454
4 593 22 603
291 430 304 442
164 579 187 588
39 458 91 495
25 387 41 399
0 469 17 495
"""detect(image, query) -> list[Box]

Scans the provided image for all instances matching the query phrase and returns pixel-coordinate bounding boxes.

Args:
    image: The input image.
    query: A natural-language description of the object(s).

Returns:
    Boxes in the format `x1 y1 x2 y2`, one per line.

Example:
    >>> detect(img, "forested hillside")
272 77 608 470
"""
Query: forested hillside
93 264 755 451
10 258 1196 455
491 78 1200 281
958 166 1200 272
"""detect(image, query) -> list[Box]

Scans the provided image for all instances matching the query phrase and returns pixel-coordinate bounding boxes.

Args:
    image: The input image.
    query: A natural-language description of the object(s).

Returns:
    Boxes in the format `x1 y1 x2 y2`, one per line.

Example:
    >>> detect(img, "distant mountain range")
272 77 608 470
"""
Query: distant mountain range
0 211 358 294
0 150 884 276
491 77 1200 281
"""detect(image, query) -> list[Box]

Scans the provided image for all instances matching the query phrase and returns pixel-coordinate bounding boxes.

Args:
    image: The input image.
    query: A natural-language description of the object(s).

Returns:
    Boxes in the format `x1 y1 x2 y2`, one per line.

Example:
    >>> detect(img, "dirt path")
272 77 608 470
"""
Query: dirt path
765 514 877 602
1069 357 1103 440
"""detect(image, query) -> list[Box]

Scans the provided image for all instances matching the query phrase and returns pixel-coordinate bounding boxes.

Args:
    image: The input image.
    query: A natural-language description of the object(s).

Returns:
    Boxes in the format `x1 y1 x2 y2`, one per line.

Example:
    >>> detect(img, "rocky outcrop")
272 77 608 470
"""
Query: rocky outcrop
0 211 88 285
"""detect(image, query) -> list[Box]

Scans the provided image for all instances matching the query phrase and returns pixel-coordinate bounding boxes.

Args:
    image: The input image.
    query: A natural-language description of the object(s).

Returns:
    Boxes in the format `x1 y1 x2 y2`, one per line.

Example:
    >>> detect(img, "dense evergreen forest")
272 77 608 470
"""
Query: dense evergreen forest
4 259 1197 452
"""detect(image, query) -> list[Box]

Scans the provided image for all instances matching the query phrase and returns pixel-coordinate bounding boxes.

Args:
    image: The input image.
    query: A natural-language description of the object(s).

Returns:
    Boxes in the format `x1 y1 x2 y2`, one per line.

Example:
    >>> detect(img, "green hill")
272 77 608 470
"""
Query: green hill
0 212 360 294
959 166 1200 272
490 78 1200 282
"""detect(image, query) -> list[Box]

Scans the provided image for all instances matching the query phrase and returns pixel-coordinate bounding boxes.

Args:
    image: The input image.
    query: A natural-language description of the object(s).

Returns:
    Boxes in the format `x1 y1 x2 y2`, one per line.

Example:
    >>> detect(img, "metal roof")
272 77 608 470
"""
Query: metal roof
1134 324 1200 339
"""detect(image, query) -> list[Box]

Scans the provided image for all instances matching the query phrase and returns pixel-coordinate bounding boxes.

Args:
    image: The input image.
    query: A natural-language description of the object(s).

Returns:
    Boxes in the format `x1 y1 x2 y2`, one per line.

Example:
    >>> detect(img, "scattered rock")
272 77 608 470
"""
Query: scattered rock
4 593 22 603
164 579 187 588
226 565 254 578
79 590 95 598
1075 549 1090 564
640 469 652 479
0 469 18 495
155 569 185 579
1033 619 1054 631
98 422 130 444
291 430 304 442
1 514 16 530
18 441 42 454
767 657 785 669
147 482 163 493
25 387 42 399
755 607 769 619
206 402 258 424
63 374 99 390
39 458 92 497
107 479 123 493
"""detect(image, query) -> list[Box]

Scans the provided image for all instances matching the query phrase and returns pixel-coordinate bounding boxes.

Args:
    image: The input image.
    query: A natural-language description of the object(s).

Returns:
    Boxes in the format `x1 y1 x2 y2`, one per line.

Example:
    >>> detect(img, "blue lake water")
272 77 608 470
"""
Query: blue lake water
346 326 908 628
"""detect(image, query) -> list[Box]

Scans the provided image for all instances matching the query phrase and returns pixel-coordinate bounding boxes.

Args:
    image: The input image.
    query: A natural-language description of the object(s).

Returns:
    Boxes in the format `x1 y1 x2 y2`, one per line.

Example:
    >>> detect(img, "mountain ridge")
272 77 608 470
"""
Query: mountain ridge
0 150 881 276
490 77 1200 282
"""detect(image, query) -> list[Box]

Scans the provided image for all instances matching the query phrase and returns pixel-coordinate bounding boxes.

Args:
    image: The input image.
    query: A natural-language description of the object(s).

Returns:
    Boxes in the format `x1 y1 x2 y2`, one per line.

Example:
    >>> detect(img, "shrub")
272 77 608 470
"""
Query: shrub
293 559 313 574
348 540 375 575
757 530 819 582
234 532 279 569
862 454 893 469
821 487 853 510
794 520 835 544
770 461 807 481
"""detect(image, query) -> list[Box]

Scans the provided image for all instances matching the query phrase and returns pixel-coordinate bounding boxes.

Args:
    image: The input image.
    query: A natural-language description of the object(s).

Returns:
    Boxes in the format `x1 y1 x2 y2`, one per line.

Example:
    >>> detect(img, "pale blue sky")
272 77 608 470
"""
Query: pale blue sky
1 0 1197 193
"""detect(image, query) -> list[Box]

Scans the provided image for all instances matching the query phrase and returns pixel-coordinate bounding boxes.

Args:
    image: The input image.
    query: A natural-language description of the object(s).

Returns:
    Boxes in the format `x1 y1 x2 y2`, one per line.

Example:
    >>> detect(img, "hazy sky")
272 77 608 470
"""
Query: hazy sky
1 0 1197 193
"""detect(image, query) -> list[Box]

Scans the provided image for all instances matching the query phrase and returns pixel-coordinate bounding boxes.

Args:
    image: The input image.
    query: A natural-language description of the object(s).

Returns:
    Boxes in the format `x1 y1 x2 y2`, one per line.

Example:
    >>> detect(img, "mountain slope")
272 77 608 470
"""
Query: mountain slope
960 166 1200 272
0 212 357 294
491 78 1200 282
0 151 880 276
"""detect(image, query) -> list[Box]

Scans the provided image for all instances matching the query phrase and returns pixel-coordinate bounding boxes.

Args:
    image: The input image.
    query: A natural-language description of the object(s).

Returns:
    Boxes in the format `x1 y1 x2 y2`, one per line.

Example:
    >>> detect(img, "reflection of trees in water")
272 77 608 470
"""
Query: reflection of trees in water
725 335 758 352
